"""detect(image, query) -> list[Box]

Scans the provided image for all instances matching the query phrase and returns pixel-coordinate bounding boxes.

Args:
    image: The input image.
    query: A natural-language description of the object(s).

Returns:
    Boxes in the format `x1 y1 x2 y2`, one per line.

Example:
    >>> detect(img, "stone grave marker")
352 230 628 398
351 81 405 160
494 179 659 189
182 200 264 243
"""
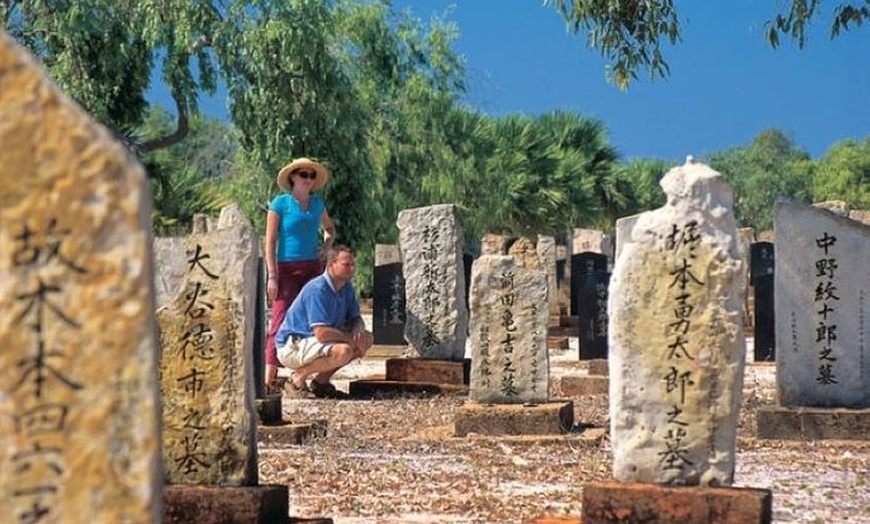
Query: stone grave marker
750 241 775 362
468 255 550 404
570 252 607 317
0 32 161 522
481 233 508 255
608 159 746 486
157 211 259 486
574 252 610 360
457 255 573 436
507 236 540 269
372 243 406 346
774 201 870 408
614 213 641 263
571 228 613 261
536 234 561 318
397 204 468 360
849 209 870 225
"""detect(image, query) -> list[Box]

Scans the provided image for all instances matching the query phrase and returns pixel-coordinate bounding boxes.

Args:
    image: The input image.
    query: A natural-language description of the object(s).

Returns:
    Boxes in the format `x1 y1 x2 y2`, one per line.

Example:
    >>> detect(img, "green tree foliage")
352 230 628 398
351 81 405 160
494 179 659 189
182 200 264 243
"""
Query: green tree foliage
544 0 869 89
476 112 620 236
707 128 815 230
813 137 870 210
613 158 670 216
140 108 234 235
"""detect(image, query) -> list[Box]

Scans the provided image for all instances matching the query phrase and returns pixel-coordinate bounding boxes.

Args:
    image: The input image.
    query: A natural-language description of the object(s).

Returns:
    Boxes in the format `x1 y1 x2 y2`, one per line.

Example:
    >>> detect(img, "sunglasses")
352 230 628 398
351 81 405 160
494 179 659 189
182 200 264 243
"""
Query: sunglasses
293 170 316 180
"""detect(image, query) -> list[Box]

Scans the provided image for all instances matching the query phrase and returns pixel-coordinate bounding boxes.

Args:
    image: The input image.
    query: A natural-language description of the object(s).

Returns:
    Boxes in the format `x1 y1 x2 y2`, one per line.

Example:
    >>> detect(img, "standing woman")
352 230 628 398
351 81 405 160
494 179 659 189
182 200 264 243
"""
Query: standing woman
264 157 335 392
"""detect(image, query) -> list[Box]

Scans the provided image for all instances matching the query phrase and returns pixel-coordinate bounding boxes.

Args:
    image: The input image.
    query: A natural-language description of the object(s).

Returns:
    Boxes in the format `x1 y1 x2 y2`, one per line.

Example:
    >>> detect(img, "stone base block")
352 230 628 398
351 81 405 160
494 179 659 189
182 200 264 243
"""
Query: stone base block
548 336 570 350
349 379 468 398
255 394 282 425
525 516 582 524
585 358 609 376
365 344 408 358
582 482 772 524
258 420 327 446
454 400 574 437
559 375 609 396
756 405 870 440
163 484 290 524
385 357 471 384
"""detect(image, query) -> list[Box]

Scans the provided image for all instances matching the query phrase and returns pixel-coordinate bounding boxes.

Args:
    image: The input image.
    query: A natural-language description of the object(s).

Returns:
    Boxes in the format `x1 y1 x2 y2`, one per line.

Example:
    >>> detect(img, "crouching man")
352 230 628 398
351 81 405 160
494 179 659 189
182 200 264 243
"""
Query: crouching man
275 245 373 399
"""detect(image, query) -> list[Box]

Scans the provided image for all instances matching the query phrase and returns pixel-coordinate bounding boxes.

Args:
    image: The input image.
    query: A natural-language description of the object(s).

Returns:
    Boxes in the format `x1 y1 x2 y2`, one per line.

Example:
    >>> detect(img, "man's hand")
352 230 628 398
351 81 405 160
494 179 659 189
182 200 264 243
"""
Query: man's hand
351 330 373 358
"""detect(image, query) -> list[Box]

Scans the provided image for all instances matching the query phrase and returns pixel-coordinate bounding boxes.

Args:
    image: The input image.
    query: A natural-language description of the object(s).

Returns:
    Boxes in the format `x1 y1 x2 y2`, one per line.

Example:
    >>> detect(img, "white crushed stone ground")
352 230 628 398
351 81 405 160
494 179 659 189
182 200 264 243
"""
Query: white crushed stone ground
262 337 870 524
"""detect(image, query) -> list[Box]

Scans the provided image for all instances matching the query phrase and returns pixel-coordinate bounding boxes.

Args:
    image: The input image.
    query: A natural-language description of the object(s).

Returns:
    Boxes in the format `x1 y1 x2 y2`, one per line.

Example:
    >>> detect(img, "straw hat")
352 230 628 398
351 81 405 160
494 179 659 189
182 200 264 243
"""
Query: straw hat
276 157 330 192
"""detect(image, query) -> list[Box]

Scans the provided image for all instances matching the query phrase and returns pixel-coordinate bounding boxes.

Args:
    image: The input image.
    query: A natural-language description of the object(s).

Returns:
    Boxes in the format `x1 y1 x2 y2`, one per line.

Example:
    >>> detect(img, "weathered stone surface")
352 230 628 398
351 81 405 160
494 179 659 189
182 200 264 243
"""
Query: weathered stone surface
397 204 468 360
849 209 870 225
454 401 574 436
814 199 849 216
571 228 612 260
0 33 161 522
469 255 550 404
582 482 772 524
559 375 609 396
537 235 561 317
757 406 870 440
508 236 540 269
158 212 259 486
481 233 508 255
386 357 469 384
614 213 641 263
775 201 870 408
609 160 746 486
163 485 289 524
587 358 609 376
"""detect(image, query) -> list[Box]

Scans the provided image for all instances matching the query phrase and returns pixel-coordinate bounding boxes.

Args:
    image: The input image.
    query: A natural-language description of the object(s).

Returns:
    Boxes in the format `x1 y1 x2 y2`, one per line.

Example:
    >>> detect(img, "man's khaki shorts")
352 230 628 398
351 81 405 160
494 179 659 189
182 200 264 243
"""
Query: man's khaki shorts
277 336 333 369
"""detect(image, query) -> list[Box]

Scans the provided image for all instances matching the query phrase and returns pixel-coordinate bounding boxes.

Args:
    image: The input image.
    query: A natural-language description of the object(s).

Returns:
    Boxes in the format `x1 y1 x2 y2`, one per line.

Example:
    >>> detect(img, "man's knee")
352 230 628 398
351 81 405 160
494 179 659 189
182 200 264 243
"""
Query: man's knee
328 343 355 365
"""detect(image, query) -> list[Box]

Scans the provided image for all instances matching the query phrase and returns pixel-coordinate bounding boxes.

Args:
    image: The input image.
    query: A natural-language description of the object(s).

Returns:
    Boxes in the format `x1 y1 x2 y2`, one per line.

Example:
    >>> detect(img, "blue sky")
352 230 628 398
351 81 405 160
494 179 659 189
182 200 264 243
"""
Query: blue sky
182 2 868 162
392 1 869 162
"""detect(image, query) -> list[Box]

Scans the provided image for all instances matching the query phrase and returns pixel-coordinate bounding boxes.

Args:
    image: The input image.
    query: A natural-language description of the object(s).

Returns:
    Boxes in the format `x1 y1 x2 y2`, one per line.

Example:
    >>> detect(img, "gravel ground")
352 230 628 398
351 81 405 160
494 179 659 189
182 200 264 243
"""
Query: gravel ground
260 345 870 524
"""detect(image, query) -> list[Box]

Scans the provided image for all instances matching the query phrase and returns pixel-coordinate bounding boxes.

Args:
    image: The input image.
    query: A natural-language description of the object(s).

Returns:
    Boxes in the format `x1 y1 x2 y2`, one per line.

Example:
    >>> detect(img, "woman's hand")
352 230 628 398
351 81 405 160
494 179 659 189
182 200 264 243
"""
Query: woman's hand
267 277 278 303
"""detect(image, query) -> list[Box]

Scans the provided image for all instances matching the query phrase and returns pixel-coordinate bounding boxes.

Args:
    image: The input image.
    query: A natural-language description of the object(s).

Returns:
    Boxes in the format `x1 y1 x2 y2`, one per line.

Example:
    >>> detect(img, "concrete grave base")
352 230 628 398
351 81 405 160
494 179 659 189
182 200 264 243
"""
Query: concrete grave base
386 357 471 384
258 420 327 446
365 344 408 358
756 405 870 440
454 400 574 437
581 482 772 524
559 375 609 396
584 358 609 376
163 484 291 524
255 394 282 425
349 379 468 398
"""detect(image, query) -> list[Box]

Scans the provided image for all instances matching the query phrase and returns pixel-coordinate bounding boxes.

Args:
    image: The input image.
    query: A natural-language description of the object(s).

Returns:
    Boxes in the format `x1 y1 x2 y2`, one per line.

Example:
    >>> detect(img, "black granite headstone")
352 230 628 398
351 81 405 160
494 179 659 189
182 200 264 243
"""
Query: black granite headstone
750 241 775 361
372 261 406 345
572 252 609 360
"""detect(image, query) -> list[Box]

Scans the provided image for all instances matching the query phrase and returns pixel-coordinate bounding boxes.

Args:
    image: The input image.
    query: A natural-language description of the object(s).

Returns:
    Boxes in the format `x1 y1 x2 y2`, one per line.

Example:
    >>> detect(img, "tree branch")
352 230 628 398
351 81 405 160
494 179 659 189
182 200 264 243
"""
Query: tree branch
139 89 189 153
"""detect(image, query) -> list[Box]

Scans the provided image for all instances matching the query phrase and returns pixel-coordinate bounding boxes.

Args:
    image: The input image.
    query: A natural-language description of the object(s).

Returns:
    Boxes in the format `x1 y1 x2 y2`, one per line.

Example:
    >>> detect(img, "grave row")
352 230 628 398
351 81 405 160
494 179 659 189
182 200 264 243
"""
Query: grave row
2 32 868 523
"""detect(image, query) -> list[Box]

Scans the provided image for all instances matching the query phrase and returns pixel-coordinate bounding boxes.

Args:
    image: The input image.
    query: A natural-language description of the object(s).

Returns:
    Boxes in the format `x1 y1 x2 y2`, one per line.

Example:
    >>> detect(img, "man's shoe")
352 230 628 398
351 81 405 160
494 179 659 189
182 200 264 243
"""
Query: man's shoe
310 381 349 399
285 375 315 399
265 377 287 396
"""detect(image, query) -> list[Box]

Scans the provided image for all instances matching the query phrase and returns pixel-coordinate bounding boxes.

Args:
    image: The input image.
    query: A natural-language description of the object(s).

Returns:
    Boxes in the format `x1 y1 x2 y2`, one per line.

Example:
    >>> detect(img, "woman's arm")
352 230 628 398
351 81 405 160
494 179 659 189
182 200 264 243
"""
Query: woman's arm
321 209 336 247
265 210 280 298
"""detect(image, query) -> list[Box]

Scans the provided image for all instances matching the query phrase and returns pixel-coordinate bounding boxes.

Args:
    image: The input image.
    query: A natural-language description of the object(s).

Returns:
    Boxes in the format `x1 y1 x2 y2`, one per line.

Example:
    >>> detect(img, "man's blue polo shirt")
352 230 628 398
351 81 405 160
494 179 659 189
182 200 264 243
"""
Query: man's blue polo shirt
274 270 361 347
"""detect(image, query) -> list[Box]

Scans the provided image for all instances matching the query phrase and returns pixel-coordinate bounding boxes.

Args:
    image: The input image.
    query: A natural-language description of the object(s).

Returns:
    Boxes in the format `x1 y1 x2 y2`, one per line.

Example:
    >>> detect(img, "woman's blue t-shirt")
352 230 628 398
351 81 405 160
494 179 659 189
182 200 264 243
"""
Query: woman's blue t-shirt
269 193 326 261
